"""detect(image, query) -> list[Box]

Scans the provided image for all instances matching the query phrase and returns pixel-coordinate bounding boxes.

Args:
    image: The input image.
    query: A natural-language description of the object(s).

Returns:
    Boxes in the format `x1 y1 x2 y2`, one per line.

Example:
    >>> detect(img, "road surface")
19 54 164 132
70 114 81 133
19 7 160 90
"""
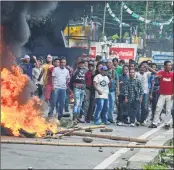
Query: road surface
2 104 171 169
1 123 156 169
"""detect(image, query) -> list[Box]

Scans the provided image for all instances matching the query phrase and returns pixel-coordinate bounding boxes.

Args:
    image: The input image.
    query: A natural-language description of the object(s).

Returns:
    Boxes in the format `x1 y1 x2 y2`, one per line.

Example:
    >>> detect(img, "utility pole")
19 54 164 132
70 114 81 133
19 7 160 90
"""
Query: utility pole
88 6 93 55
143 0 149 56
120 1 123 43
102 1 106 40
130 24 132 44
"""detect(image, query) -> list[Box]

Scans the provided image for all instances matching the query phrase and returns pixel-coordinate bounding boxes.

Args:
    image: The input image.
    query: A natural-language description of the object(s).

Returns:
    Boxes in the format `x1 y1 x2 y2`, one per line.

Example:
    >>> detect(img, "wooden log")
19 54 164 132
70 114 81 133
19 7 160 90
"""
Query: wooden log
70 132 148 143
58 125 105 139
58 125 105 134
1 139 173 149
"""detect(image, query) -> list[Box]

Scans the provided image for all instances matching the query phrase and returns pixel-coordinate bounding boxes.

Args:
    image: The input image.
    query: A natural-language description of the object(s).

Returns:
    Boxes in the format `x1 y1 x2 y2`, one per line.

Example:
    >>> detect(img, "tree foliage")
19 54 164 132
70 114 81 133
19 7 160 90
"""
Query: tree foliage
92 1 173 38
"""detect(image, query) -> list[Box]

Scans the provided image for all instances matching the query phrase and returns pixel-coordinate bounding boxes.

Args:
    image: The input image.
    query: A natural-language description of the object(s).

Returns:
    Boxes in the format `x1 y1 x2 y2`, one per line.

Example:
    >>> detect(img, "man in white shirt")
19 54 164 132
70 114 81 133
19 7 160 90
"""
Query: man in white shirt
52 58 70 120
32 59 43 98
135 64 152 125
93 65 110 125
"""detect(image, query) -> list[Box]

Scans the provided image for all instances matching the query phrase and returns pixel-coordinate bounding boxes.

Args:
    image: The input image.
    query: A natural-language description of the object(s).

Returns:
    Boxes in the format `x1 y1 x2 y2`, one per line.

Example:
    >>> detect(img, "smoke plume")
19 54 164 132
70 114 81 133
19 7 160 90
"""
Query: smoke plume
1 1 58 68
1 1 58 104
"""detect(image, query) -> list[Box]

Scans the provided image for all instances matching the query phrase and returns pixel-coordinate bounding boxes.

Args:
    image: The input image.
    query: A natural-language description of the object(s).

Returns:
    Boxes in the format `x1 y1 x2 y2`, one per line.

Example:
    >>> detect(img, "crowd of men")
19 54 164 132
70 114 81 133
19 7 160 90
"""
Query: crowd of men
19 54 174 128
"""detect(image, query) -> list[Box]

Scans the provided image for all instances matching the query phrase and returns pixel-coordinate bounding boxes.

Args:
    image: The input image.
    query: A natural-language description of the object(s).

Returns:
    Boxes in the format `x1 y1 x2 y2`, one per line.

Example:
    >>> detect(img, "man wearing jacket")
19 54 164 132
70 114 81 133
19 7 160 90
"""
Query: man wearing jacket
71 59 86 124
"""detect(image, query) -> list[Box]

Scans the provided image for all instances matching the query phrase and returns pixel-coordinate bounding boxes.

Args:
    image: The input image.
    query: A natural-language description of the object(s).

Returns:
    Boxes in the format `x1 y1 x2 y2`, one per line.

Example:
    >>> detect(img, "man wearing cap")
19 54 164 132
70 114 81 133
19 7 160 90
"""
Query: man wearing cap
93 65 110 125
71 58 86 124
101 58 108 66
20 55 39 80
84 60 95 123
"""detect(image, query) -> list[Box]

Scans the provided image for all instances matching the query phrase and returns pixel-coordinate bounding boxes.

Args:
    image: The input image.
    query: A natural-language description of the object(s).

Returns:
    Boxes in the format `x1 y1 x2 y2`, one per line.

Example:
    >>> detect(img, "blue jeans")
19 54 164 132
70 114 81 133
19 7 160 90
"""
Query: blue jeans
108 92 116 121
140 93 149 123
64 90 70 112
50 88 66 118
73 88 85 115
49 91 56 114
94 98 108 123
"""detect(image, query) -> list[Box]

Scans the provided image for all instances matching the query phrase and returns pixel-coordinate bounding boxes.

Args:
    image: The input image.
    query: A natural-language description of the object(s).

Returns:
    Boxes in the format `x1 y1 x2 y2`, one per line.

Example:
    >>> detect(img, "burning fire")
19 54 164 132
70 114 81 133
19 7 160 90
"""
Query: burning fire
1 26 58 137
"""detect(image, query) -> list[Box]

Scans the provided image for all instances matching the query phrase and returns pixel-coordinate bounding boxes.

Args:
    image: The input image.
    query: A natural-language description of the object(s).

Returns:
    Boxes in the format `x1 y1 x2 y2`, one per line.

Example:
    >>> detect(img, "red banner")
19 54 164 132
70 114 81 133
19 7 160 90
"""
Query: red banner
109 48 134 60
89 47 96 58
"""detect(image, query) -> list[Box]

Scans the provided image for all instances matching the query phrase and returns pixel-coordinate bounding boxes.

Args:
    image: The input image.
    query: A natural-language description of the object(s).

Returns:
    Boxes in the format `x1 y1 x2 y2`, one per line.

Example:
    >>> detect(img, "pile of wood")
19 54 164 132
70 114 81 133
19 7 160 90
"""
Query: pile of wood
2 125 172 149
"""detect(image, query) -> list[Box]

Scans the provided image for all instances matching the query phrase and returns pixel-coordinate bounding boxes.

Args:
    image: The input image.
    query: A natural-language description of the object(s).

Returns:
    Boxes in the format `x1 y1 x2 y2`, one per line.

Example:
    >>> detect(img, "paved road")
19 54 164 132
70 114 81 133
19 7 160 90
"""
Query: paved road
1 123 150 169
2 103 170 169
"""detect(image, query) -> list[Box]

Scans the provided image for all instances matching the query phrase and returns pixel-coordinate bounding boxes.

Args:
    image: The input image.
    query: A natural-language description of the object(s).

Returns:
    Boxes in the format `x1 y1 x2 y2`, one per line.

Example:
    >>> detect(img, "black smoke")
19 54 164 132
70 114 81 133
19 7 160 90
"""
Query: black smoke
1 1 58 69
1 1 59 104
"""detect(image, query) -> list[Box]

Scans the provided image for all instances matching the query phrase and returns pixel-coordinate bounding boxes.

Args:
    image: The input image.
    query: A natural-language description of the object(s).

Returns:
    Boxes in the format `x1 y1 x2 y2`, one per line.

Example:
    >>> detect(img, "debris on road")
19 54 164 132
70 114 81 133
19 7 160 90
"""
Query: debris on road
82 137 93 143
98 147 103 152
130 148 134 151
69 131 148 143
19 129 36 138
58 125 105 139
85 129 93 133
100 128 113 132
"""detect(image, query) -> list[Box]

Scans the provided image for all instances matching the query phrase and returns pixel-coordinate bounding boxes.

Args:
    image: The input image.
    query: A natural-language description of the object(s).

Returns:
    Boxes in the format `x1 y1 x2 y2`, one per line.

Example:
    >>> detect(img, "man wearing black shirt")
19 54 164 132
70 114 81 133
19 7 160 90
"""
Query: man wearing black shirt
71 59 86 124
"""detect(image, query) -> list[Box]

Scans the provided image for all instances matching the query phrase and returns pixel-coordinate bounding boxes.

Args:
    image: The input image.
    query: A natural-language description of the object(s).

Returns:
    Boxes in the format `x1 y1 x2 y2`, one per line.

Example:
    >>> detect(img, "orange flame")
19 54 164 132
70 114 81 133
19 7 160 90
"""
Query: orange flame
1 26 58 137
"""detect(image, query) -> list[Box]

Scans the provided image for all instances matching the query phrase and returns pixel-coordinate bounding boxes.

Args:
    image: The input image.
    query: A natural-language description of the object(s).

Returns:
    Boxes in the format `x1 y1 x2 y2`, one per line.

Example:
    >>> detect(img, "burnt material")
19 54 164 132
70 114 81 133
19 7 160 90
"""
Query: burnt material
1 126 13 136
1 126 37 138
19 128 36 138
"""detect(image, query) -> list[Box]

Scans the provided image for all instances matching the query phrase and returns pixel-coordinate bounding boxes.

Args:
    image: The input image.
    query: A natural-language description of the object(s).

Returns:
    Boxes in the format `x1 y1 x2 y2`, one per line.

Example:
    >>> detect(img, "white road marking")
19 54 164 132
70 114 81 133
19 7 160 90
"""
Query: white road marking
94 120 172 169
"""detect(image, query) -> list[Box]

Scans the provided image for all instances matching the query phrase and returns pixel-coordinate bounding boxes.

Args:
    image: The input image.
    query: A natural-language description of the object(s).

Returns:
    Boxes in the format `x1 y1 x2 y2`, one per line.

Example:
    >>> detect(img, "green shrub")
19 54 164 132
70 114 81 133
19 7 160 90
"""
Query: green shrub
143 163 168 170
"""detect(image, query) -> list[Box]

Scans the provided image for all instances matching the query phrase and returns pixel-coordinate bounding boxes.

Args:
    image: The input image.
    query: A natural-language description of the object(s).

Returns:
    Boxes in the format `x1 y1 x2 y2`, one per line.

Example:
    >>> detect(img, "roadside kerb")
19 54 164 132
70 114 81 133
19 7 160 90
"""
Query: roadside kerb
127 128 173 169
94 120 171 169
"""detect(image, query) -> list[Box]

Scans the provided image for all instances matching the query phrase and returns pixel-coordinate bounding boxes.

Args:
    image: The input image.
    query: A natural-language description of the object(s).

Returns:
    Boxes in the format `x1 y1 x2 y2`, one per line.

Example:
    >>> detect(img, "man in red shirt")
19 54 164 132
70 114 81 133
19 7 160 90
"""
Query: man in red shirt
149 61 174 128
84 61 95 123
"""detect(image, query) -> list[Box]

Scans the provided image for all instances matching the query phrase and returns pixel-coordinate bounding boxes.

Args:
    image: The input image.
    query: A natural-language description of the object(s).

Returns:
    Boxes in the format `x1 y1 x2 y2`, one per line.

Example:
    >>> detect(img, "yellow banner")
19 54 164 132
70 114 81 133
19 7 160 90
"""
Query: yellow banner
64 25 89 41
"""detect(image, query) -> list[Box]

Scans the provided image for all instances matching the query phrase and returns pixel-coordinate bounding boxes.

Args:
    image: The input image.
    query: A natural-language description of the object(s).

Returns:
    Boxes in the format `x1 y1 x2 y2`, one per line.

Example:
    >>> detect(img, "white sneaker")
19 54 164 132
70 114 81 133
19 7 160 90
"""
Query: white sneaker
117 122 123 126
130 123 135 127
